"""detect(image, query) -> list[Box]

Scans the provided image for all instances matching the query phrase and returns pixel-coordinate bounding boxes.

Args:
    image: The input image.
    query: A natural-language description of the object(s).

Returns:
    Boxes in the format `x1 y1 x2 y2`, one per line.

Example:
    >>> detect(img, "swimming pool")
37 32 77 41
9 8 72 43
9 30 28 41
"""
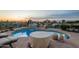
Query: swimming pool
12 28 70 39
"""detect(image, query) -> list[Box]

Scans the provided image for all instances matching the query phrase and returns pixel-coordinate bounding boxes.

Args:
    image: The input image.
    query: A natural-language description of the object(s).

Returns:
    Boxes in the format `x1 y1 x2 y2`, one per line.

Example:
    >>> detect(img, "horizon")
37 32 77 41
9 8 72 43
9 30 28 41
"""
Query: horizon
0 10 79 21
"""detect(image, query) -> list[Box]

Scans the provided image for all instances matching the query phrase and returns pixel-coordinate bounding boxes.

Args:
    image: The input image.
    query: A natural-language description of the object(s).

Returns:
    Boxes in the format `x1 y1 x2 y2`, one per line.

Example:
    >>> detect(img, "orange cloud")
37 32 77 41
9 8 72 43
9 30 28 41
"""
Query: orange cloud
0 16 29 22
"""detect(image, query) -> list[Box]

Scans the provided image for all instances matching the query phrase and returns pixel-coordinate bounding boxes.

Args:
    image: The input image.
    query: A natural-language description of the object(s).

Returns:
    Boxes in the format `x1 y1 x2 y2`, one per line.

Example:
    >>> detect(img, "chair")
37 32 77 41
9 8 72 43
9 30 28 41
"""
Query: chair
52 34 58 41
59 34 65 42
0 36 18 48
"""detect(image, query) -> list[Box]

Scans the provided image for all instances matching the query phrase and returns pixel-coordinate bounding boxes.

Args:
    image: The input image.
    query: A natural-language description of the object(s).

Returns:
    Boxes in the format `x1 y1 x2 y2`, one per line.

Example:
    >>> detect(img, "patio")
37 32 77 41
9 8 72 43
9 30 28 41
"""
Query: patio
1 28 79 48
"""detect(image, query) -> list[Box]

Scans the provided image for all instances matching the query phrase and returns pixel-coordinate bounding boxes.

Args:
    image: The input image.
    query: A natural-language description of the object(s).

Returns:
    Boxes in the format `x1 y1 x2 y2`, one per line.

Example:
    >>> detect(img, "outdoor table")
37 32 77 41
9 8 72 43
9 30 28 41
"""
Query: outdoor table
29 31 53 48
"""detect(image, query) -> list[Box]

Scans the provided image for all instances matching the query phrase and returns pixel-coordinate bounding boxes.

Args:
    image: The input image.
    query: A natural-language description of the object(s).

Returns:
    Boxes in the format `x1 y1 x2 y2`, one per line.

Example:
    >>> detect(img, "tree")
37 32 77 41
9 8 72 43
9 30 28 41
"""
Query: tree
62 20 65 23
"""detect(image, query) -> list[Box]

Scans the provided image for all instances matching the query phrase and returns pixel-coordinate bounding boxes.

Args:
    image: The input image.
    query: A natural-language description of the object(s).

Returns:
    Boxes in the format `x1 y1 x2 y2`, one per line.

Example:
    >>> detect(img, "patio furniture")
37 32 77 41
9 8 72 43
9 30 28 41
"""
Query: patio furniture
52 34 58 40
59 34 65 42
29 31 53 48
1 30 8 33
0 36 18 48
0 33 8 38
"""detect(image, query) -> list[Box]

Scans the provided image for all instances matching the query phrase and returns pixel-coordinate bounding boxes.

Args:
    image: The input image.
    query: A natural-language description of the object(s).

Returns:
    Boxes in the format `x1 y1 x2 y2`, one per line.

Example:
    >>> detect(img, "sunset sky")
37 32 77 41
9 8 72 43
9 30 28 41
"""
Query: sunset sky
0 10 79 21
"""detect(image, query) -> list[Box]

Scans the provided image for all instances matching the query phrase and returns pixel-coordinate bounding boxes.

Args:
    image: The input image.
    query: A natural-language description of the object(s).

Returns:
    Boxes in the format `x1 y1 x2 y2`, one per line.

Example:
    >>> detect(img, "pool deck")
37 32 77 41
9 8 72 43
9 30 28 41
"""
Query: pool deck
2 28 79 48
50 29 79 48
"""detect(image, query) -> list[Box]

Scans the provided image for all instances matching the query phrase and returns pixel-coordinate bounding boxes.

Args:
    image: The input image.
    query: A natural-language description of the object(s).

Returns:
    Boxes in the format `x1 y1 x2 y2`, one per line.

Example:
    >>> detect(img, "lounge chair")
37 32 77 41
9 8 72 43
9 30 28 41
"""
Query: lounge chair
0 36 18 48
0 30 7 33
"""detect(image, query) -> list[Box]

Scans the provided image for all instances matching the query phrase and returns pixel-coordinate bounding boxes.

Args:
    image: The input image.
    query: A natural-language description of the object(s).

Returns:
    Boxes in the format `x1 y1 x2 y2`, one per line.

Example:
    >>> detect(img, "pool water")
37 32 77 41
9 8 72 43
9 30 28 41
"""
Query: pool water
12 28 70 39
12 28 39 38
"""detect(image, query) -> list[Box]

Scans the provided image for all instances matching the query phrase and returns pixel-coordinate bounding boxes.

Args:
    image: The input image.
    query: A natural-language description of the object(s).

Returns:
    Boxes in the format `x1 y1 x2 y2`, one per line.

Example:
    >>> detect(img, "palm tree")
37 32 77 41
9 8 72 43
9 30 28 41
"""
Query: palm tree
27 20 32 27
62 20 65 23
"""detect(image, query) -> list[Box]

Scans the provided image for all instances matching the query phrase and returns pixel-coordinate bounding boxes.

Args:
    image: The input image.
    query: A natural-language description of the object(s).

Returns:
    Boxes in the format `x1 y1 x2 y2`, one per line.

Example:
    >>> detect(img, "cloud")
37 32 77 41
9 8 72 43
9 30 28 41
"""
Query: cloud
0 10 79 18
